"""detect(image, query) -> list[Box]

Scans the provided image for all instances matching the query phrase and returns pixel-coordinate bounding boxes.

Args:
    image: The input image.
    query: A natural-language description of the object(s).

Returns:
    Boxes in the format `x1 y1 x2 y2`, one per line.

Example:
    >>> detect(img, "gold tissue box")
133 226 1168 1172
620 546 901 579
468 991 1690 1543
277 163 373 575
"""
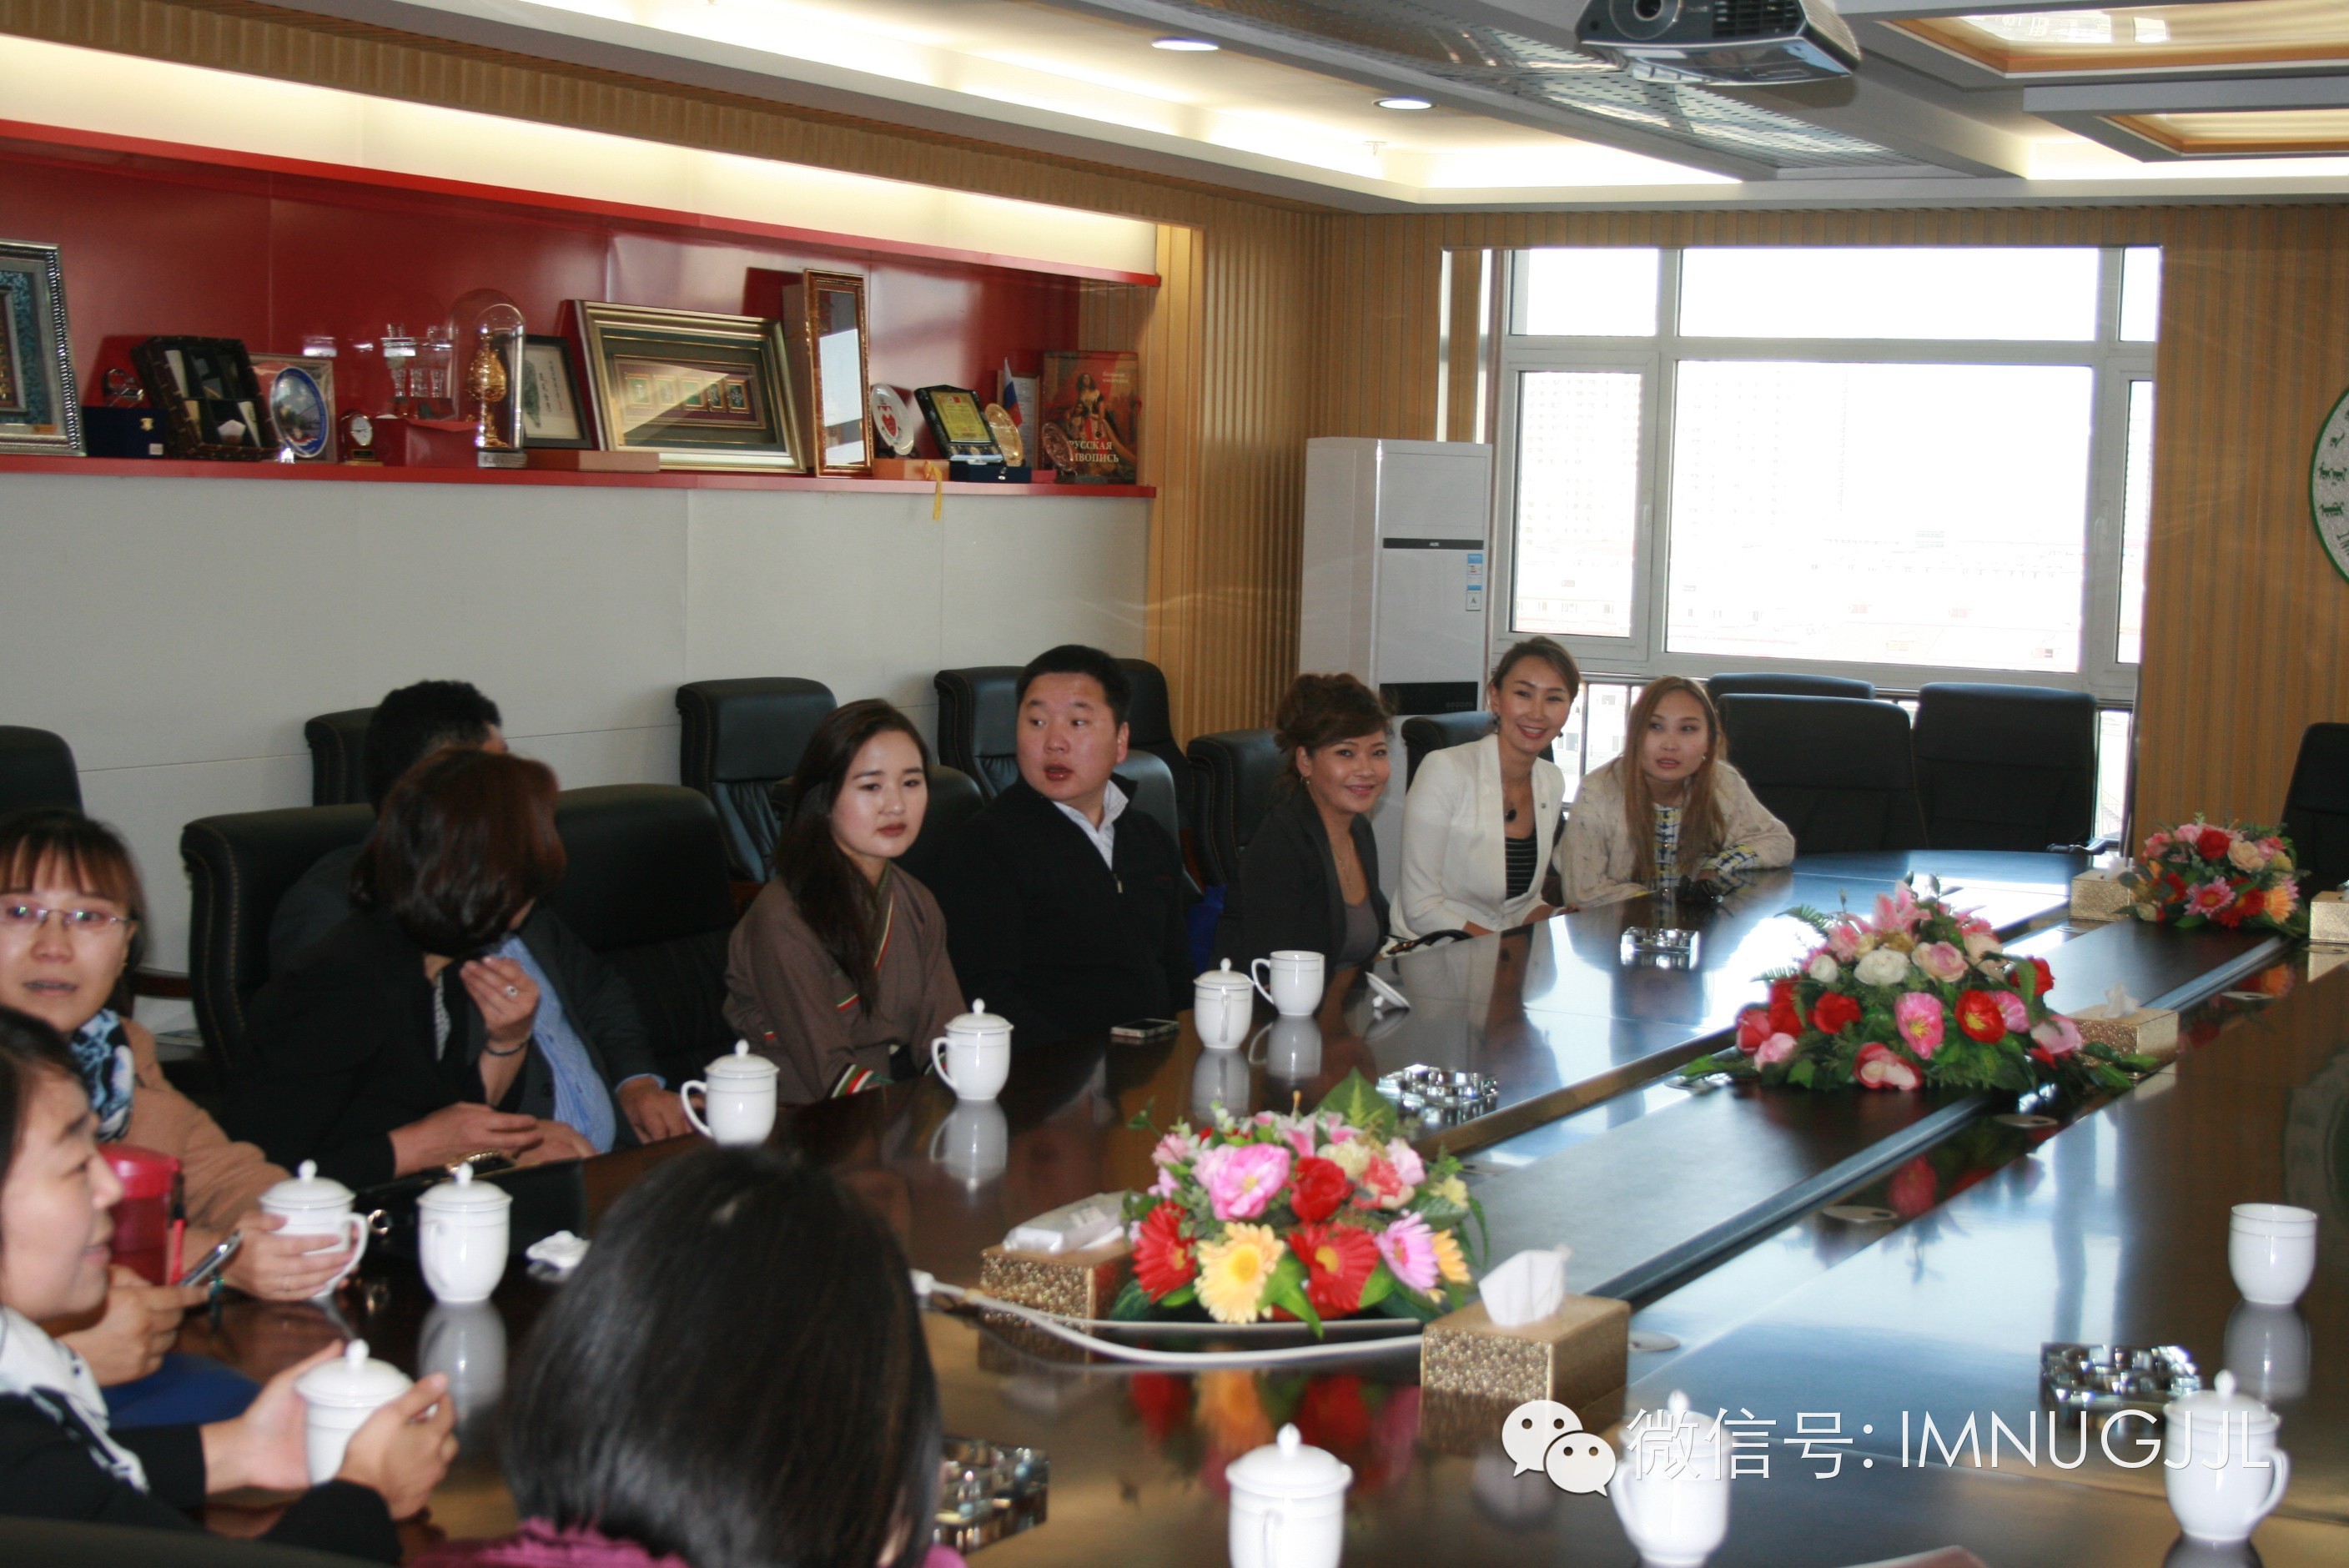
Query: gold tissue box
1421 1294 1630 1412
2072 1004 2179 1055
2070 872 2135 923
2311 891 2349 947
976 1242 1132 1321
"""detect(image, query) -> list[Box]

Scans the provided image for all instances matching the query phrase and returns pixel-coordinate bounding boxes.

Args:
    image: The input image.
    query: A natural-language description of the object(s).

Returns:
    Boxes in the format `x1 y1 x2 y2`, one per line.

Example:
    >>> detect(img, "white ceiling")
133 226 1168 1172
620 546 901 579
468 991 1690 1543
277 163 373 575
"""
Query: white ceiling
270 0 2349 207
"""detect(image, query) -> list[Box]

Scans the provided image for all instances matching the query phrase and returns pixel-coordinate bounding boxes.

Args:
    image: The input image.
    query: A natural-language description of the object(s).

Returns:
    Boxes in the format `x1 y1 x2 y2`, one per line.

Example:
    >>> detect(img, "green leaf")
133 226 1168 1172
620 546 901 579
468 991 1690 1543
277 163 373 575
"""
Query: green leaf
1788 1058 1815 1087
1314 1069 1402 1140
1358 1263 1395 1310
1159 1282 1198 1309
1265 1253 1325 1337
1125 1100 1161 1135
1372 1284 1446 1322
1109 1278 1154 1319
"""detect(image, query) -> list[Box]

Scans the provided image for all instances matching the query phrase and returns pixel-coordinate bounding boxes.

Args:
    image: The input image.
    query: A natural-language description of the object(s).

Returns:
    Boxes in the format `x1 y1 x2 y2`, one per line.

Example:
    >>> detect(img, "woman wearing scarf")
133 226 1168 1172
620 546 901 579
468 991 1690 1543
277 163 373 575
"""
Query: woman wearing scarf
0 1005 451 1551
227 748 662 1189
0 810 357 1385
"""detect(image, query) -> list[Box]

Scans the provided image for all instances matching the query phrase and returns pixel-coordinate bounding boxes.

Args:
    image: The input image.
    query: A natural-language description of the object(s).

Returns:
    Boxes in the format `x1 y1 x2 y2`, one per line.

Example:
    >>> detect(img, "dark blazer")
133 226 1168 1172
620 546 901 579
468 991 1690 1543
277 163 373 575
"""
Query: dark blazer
224 909 656 1189
928 776 1191 1047
0 1396 399 1560
1215 789 1389 968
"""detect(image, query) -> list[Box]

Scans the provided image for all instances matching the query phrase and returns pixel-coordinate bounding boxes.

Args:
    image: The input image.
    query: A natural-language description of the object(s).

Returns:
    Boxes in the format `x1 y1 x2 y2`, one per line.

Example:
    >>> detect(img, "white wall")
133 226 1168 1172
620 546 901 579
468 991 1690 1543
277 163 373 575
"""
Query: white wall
0 471 1150 1015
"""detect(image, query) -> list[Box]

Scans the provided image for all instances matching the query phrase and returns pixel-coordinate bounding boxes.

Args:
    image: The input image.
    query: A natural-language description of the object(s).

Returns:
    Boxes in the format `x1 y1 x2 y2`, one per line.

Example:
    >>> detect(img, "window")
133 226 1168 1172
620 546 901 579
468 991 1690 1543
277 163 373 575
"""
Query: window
1496 244 2154 827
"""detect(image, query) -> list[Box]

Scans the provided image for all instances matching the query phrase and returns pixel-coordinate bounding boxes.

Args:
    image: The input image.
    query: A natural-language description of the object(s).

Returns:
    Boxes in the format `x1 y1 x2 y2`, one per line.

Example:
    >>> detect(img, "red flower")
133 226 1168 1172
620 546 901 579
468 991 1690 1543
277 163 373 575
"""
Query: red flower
1290 1156 1350 1224
1132 1203 1195 1299
2016 957 2054 999
2196 827 2233 861
1767 977 1802 1038
1811 993 1862 1035
1855 1042 1923 1091
1289 1221 1380 1318
2218 888 2264 929
1955 989 2006 1043
1736 1006 1771 1054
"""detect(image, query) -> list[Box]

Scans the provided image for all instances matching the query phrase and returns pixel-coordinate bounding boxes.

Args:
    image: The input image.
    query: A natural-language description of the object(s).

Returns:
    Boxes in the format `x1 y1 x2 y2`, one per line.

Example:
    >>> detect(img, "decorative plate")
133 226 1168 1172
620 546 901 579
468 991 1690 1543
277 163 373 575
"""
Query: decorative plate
2309 384 2349 582
870 384 916 457
983 402 1024 466
1039 422 1074 471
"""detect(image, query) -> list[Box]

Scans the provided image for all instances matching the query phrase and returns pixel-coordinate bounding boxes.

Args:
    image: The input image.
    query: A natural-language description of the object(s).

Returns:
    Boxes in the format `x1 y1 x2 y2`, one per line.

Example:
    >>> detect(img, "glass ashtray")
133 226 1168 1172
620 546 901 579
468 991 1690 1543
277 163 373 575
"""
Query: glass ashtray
936 1435 1048 1553
1378 1064 1502 1127
2040 1343 2201 1413
1622 927 1702 968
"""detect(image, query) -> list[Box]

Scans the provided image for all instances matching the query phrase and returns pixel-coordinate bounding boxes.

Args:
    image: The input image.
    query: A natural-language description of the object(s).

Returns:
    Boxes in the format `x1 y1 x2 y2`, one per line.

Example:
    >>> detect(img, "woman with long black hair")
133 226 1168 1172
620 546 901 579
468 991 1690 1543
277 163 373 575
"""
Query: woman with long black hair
723 700 965 1102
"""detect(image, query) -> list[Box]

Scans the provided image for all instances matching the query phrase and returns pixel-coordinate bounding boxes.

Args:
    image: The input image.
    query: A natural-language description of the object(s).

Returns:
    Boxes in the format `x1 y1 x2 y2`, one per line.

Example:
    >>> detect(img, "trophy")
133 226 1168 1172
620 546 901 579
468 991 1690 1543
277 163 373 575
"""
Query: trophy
456 297 527 468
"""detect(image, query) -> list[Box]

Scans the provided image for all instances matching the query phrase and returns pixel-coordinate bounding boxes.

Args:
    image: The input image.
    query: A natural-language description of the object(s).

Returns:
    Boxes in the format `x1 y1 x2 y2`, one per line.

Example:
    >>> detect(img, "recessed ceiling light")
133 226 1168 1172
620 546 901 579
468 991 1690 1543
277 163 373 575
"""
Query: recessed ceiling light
1152 37 1220 51
1377 96 1434 110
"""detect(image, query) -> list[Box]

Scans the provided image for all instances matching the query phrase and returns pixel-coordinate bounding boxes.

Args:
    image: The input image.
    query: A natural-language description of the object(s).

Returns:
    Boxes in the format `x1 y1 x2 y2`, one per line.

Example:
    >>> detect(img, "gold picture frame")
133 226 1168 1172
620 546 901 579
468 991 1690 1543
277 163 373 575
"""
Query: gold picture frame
786 270 874 477
569 301 806 473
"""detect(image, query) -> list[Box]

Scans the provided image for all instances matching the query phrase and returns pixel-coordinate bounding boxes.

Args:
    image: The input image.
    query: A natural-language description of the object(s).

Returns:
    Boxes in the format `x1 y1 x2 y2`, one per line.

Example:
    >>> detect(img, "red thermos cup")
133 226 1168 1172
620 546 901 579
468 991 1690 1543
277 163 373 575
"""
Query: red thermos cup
104 1143 183 1285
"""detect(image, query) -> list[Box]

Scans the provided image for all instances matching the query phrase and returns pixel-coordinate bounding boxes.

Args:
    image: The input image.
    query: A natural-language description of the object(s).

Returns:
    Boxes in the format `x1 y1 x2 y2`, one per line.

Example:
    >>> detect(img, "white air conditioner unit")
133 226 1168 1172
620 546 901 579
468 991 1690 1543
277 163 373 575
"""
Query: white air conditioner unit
1575 0 1861 86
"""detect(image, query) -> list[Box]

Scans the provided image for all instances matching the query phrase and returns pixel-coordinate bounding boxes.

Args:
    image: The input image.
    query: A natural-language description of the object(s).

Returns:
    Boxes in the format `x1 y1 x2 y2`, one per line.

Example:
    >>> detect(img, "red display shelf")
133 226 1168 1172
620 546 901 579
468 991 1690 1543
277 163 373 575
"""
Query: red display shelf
0 454 1153 498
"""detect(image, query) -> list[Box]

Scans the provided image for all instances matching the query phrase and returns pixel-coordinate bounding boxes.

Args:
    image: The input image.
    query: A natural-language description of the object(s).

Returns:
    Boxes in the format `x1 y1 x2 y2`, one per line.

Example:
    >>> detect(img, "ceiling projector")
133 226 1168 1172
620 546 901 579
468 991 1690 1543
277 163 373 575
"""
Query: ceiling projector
1575 0 1862 86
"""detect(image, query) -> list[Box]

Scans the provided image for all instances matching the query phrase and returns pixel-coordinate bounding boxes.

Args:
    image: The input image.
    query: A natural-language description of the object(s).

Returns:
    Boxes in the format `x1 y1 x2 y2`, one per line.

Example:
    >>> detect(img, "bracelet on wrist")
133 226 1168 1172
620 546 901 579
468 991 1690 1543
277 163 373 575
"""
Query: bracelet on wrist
480 1038 527 1058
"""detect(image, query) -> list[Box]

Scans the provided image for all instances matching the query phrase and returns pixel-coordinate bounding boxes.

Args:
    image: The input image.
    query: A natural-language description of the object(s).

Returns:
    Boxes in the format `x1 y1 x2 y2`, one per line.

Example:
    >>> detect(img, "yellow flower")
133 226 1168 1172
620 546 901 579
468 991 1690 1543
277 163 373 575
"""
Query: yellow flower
1430 1228 1471 1285
1432 1175 1469 1209
1325 1138 1374 1181
1196 1224 1282 1324
1884 931 1918 953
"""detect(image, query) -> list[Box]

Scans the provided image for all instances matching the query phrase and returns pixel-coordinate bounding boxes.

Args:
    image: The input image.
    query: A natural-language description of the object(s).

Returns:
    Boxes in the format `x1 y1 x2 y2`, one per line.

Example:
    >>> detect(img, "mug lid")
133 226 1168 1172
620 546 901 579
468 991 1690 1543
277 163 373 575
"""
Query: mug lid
707 1039 780 1079
1197 960 1252 988
949 1000 1014 1037
1226 1425 1354 1498
2166 1370 2279 1429
265 1159 355 1209
420 1162 513 1214
295 1339 414 1407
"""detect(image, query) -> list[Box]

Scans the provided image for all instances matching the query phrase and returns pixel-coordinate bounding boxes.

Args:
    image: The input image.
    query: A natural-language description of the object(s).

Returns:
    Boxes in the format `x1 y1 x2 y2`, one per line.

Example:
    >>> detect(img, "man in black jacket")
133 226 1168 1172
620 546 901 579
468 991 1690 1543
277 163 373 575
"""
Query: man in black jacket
929 646 1191 1047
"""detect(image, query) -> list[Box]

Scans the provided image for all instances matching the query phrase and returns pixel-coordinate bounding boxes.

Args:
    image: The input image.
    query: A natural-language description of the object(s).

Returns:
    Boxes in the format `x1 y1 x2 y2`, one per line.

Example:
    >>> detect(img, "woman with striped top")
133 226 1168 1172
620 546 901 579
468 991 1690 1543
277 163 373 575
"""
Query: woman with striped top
724 701 965 1103
1561 677 1793 909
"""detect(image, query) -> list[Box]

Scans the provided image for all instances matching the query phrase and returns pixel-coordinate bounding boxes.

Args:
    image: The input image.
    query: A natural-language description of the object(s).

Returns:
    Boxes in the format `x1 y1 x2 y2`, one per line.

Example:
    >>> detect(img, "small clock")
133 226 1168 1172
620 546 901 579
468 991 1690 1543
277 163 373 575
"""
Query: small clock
342 411 380 465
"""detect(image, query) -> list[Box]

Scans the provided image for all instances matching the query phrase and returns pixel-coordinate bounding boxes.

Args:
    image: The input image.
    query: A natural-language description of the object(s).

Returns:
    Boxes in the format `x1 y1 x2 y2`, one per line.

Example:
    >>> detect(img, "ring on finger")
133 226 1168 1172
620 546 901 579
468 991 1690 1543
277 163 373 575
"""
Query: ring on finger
504 984 520 997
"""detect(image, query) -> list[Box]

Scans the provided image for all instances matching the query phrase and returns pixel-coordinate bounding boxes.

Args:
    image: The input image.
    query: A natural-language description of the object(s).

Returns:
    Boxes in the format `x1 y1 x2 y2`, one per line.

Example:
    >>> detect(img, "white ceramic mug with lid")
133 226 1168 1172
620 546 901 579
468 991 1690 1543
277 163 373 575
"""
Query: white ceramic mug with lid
2164 1371 2292 1544
1227 1424 1351 1568
417 1163 512 1304
681 1041 779 1145
1250 950 1325 1018
932 1002 1012 1102
1195 960 1255 1050
296 1339 413 1484
1612 1392 1730 1568
258 1160 369 1297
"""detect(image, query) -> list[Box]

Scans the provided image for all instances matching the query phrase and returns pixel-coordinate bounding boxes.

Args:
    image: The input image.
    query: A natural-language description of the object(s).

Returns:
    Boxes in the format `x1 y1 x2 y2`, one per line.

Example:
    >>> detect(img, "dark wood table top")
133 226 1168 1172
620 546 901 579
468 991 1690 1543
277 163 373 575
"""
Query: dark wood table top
174 851 2342 1565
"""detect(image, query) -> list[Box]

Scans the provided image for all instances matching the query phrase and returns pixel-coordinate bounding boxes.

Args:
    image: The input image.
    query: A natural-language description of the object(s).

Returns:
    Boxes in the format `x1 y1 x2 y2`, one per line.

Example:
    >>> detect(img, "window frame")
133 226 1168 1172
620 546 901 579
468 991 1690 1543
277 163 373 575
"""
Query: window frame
1489 245 2155 706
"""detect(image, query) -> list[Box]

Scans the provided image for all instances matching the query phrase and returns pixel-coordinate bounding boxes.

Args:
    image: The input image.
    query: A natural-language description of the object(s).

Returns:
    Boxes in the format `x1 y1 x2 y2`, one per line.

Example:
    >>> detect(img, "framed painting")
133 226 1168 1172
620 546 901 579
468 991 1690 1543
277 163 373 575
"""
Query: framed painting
517 334 592 450
0 239 83 457
249 354 337 462
569 302 805 472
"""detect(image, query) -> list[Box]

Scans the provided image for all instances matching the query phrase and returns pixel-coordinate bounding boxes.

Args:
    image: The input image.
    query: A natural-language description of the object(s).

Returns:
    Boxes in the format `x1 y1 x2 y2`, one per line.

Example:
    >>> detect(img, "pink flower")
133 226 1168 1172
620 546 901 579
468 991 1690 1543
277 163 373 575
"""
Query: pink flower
2144 832 2173 858
1913 942 1968 984
1994 992 2030 1033
1359 1155 1417 1210
1153 1130 1197 1168
1855 1043 1922 1092
2186 880 2236 918
2030 1016 2082 1058
1149 1167 1180 1198
1963 928 1999 962
1874 887 1922 935
1195 1143 1292 1221
1375 1214 1440 1292
1826 922 1862 963
1385 1140 1426 1189
1894 993 1944 1059
1756 1031 1798 1066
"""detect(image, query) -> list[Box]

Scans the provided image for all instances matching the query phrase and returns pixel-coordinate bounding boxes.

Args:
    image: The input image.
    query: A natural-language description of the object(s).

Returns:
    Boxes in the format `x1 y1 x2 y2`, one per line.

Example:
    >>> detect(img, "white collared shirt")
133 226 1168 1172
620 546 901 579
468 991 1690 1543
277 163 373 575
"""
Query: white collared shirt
1053 779 1128 869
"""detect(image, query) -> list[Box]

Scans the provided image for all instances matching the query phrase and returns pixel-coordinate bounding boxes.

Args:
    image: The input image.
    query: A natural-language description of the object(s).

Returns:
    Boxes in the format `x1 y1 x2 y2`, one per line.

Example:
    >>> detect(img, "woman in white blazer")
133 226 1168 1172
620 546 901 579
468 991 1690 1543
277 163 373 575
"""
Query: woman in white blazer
1394 638 1580 939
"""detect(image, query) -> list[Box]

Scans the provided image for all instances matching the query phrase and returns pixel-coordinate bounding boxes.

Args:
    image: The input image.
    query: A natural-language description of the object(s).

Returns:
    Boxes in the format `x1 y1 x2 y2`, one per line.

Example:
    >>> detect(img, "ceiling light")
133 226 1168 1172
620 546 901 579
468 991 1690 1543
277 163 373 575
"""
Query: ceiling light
1152 37 1220 51
1377 96 1434 110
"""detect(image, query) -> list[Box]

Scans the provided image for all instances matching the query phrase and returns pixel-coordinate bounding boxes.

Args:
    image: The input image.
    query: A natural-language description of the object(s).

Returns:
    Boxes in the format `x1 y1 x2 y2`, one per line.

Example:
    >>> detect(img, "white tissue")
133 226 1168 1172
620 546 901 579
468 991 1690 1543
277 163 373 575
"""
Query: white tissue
1480 1246 1571 1328
2093 848 2129 874
2081 982 2140 1021
525 1231 590 1273
1003 1192 1127 1254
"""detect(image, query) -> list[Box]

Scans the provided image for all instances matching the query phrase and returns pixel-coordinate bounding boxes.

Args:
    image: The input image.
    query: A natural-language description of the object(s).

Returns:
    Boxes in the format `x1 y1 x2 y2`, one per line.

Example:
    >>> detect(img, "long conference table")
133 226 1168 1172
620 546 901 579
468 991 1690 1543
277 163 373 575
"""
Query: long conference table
174 850 2346 1566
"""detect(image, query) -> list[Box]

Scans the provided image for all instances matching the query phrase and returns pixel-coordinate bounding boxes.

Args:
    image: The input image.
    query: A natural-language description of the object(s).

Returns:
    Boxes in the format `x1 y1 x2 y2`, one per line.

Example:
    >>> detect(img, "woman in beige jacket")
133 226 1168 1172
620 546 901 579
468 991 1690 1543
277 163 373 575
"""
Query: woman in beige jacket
1562 677 1795 907
0 809 352 1385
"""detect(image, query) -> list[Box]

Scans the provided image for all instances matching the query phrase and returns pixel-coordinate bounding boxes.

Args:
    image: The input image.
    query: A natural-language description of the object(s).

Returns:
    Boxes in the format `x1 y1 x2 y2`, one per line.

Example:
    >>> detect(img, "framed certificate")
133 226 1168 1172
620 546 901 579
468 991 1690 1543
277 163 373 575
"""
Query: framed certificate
913 384 1003 464
518 334 592 450
0 240 83 457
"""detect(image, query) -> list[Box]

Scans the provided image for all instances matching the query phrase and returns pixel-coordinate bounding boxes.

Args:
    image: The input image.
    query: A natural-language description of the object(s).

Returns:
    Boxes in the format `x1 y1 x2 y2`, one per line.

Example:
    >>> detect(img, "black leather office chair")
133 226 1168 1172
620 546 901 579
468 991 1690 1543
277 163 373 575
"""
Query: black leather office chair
1912 683 2098 851
1121 658 1192 823
1714 695 1928 855
1186 728 1287 887
933 666 1023 799
180 803 375 1074
546 785 740 1087
675 677 837 881
0 726 82 814
304 707 375 807
1401 711 1496 786
2282 722 2349 893
1706 673 1876 704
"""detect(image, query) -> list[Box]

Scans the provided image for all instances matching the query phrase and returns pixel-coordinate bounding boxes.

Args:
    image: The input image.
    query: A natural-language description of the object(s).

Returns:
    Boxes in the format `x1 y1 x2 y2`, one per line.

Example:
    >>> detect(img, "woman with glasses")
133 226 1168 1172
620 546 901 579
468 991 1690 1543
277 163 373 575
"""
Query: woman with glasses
0 810 355 1388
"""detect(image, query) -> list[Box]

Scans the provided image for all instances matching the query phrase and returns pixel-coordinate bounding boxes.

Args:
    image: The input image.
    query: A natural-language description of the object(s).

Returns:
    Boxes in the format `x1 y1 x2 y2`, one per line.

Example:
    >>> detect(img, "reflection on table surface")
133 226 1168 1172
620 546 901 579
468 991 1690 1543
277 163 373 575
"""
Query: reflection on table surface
173 848 2349 1566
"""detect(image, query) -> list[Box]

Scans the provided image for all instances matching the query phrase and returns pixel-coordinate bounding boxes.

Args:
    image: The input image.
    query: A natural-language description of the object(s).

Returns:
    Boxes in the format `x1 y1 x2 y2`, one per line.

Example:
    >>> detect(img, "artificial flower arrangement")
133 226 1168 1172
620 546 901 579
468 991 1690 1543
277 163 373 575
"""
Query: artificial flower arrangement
1114 1073 1484 1334
2125 819 2304 935
1682 881 2155 1096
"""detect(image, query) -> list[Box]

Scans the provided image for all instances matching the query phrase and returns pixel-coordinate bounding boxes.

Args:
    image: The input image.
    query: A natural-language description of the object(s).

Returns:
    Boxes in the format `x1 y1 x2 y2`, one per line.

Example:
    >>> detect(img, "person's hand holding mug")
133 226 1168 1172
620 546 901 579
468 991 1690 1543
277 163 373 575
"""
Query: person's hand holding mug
221 1212 359 1303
